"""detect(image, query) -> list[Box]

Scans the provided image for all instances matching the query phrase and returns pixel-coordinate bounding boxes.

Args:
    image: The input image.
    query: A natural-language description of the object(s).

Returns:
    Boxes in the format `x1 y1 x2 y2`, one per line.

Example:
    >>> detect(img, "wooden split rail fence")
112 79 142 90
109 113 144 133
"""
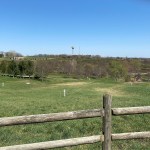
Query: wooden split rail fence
0 94 150 150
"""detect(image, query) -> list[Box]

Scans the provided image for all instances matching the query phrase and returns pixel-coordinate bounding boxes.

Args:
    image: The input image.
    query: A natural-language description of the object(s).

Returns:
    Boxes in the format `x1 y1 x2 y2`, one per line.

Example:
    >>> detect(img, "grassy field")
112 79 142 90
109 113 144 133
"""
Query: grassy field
0 75 150 149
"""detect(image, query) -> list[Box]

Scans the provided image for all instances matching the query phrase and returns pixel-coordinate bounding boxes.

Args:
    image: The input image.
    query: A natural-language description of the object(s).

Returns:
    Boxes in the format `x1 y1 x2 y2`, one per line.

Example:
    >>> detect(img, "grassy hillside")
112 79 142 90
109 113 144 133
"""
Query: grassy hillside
0 75 150 149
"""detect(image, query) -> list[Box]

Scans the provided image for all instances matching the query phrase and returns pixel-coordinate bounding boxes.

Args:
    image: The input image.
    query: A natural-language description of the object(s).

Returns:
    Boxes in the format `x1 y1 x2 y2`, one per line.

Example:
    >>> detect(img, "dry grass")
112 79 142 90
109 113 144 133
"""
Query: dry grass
95 85 125 97
54 82 87 86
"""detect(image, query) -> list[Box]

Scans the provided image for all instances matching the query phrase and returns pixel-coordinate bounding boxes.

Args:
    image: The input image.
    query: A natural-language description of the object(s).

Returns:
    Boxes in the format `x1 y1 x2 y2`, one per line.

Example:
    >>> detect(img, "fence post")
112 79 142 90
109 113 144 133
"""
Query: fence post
102 94 112 150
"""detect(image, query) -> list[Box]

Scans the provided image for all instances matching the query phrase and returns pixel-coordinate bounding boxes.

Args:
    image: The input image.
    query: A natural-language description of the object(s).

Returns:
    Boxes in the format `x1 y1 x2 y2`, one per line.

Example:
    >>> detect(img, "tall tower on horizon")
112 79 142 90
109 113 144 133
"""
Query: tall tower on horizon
71 46 74 55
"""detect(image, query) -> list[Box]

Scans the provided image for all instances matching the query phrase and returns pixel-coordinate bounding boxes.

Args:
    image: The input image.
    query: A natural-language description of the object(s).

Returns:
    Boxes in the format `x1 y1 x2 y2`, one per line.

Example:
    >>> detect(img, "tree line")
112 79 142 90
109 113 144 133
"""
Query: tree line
0 60 34 78
0 56 143 81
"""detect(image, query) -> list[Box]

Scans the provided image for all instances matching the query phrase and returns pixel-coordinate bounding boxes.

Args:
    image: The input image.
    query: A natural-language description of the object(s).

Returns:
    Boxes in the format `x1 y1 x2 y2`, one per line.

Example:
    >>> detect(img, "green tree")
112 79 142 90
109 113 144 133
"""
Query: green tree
130 59 141 73
18 60 27 76
109 60 127 81
7 60 18 77
25 60 34 78
0 61 8 74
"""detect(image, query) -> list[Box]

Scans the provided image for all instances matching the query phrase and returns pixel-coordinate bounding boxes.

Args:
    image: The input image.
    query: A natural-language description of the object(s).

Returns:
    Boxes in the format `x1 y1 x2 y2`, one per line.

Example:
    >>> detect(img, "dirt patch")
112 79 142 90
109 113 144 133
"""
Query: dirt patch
55 82 87 86
95 86 125 97
125 81 145 85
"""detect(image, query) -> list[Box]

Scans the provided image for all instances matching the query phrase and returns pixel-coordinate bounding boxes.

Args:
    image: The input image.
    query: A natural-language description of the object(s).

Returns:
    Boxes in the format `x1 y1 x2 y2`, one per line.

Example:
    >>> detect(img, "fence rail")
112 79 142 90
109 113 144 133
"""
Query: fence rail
0 94 150 150
1 132 150 150
112 132 150 140
112 106 150 115
0 135 103 150
1 106 150 127
0 109 104 127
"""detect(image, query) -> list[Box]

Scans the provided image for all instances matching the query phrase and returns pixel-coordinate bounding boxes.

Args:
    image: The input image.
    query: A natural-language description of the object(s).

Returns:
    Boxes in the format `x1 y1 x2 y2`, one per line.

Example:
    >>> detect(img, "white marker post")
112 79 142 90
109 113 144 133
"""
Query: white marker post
64 89 66 97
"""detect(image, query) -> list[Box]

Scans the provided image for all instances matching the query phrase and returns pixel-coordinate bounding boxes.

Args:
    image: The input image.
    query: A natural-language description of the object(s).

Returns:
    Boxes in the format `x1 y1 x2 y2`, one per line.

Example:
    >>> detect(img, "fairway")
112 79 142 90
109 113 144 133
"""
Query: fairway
0 75 150 149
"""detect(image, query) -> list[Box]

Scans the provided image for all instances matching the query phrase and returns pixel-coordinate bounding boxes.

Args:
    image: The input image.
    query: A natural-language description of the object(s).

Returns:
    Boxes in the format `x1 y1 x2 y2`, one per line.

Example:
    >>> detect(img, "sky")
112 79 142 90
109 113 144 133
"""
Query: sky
0 0 150 58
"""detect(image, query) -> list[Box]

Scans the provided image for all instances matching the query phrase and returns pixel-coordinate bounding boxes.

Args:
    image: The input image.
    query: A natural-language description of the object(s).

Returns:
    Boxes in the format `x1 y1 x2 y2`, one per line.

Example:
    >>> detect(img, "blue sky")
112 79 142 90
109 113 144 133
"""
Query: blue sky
0 0 150 57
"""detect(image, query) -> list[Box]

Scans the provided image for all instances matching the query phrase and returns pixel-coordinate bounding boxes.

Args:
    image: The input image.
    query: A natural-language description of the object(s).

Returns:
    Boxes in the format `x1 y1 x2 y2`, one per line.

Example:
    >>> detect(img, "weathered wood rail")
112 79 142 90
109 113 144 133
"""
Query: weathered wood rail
0 109 104 127
0 94 150 150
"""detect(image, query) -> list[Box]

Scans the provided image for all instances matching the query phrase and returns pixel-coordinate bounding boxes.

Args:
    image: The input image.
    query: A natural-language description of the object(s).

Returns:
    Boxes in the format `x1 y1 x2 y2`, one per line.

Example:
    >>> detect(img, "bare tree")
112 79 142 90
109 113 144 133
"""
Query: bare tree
35 60 50 81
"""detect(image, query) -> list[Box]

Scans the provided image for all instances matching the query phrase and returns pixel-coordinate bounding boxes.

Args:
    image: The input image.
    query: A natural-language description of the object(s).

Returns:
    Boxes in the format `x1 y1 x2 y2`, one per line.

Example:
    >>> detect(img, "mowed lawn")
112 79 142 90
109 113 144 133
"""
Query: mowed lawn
0 75 150 150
